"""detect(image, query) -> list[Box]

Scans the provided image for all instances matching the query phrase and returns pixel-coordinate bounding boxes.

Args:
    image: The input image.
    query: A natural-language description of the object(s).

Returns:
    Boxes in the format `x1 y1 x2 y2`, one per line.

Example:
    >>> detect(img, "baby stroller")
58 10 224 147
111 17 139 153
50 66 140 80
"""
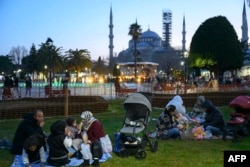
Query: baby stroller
114 93 158 159
226 96 250 142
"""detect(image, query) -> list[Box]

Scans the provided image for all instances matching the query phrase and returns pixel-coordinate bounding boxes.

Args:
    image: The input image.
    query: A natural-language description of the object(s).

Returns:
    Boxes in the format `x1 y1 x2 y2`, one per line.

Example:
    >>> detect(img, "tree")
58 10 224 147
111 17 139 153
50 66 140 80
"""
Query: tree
22 44 38 76
64 49 92 78
92 56 108 76
128 20 142 81
153 49 181 75
0 55 13 75
37 38 64 78
189 16 243 79
9 46 27 65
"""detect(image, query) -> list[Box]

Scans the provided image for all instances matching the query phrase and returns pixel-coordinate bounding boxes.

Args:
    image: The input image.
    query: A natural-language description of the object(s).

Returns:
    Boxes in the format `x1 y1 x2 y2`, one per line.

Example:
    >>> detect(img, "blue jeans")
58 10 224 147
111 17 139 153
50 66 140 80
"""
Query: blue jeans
205 125 223 136
166 128 180 139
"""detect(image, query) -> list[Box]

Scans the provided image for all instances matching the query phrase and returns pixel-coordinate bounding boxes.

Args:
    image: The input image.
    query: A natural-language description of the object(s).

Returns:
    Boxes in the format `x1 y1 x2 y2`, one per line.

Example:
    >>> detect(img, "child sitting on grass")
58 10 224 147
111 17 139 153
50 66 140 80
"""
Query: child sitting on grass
173 112 189 131
22 134 46 167
47 120 72 167
65 116 81 139
65 116 83 159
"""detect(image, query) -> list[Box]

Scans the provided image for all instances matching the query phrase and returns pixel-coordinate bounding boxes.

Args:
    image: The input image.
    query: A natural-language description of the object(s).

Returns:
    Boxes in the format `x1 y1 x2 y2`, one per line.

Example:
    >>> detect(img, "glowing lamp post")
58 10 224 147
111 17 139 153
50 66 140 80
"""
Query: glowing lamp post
46 38 53 87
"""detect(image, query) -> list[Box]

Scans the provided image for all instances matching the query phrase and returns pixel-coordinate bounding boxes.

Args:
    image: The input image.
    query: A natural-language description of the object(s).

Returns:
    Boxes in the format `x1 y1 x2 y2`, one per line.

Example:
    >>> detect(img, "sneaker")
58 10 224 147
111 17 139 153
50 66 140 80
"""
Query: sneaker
211 135 222 140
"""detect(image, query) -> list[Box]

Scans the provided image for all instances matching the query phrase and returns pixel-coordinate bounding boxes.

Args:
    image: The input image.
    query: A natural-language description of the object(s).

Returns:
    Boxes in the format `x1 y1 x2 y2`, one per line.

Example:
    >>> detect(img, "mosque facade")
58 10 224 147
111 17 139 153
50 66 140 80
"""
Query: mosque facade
108 8 183 80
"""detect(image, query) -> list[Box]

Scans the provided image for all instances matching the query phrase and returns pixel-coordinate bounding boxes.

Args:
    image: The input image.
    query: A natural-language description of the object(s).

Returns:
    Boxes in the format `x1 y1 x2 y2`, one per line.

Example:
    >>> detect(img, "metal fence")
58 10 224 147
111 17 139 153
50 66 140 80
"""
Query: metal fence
0 82 119 100
1 81 250 101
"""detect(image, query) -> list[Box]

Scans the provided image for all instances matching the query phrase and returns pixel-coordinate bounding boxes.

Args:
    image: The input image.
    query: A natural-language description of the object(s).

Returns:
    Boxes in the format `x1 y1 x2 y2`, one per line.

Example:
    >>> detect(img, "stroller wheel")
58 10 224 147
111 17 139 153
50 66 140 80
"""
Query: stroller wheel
119 148 129 158
135 149 146 160
151 140 158 152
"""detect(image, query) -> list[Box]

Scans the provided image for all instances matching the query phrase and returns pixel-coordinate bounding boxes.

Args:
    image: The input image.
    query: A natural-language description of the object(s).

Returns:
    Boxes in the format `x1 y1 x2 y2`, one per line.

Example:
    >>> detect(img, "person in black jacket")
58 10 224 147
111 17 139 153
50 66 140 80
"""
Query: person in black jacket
11 109 47 155
25 76 32 97
200 100 226 138
22 134 46 167
47 120 72 167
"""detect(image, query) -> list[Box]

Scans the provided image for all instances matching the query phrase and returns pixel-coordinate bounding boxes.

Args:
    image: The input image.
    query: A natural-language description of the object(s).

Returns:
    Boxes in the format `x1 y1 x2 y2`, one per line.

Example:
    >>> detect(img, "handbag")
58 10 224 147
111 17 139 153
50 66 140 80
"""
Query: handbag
100 134 112 153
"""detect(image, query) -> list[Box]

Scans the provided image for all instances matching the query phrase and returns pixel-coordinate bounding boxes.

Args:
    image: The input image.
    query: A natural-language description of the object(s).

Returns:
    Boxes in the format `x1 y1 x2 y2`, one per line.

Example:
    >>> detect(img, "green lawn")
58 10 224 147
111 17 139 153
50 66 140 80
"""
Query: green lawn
0 99 250 167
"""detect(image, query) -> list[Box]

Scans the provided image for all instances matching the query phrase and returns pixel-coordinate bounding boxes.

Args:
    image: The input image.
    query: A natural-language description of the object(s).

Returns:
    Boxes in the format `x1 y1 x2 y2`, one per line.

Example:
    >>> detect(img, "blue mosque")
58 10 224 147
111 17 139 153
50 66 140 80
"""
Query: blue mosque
108 1 250 80
108 8 183 80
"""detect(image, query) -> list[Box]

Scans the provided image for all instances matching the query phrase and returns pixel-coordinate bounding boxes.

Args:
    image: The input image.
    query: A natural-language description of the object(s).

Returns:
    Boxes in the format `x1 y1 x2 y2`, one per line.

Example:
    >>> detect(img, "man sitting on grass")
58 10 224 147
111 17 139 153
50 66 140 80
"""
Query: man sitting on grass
11 109 47 155
197 100 226 139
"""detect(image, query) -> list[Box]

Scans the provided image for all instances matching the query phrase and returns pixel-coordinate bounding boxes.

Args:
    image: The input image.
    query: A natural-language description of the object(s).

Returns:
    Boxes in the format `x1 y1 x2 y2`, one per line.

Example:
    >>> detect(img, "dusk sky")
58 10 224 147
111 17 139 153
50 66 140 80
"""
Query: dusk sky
0 0 247 60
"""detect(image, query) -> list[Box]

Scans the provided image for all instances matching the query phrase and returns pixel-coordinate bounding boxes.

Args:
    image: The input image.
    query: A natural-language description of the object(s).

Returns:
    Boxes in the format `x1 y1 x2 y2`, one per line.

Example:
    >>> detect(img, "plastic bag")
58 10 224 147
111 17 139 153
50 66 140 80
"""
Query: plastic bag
100 134 112 153
80 144 92 160
113 132 122 153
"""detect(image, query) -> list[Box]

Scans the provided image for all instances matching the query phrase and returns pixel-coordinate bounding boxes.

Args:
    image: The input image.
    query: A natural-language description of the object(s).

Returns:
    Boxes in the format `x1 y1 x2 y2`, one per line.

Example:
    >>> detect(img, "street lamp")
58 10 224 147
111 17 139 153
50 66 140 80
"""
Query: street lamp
183 51 189 83
44 65 47 81
46 38 53 87
181 61 185 81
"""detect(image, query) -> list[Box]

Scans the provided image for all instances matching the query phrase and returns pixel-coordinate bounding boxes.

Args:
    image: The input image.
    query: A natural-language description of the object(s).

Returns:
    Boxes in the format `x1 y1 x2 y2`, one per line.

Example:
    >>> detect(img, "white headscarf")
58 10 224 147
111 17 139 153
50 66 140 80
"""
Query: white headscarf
166 95 186 114
80 111 96 130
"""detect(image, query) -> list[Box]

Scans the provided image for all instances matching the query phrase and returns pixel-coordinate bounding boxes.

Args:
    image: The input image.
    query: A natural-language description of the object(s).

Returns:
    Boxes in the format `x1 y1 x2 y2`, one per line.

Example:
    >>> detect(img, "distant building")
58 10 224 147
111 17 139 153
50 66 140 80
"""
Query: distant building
116 61 158 82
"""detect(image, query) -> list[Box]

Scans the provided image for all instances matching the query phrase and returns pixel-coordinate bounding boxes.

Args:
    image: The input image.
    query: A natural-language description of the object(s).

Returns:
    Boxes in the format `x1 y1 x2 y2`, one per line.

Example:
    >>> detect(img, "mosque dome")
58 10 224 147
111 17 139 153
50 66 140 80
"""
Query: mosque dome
140 29 161 39
129 28 162 49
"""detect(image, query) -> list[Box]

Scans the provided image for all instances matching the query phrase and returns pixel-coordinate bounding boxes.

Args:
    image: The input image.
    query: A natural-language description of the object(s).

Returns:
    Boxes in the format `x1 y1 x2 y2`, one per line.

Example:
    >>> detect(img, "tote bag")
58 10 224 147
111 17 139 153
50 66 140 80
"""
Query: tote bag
100 134 112 153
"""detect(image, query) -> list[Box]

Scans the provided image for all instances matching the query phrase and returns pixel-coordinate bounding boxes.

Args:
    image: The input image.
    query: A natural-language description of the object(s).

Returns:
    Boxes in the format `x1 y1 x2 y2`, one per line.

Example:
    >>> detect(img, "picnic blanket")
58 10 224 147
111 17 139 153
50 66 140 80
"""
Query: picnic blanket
11 151 112 167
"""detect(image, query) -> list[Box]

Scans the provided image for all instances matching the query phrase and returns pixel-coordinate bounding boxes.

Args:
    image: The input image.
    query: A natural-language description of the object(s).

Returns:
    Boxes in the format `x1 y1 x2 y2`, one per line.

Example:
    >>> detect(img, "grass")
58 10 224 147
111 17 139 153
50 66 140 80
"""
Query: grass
1 99 250 167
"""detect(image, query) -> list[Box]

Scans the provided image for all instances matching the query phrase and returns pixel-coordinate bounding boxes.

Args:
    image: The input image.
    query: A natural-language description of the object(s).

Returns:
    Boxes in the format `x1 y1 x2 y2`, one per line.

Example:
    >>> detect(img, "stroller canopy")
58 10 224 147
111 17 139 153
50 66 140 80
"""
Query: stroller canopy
229 96 250 109
124 93 152 112
121 93 152 134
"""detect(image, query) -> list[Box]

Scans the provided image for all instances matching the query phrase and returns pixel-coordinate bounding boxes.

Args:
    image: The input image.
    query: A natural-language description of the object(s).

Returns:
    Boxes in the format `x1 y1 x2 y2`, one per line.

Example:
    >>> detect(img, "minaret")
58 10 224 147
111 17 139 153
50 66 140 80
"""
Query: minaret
242 0 248 50
109 6 114 67
182 15 186 52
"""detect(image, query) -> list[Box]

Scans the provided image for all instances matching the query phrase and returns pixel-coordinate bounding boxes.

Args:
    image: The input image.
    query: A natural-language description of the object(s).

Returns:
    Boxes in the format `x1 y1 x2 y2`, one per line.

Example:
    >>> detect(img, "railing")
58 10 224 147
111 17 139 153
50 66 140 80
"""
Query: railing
1 81 250 101
0 82 117 100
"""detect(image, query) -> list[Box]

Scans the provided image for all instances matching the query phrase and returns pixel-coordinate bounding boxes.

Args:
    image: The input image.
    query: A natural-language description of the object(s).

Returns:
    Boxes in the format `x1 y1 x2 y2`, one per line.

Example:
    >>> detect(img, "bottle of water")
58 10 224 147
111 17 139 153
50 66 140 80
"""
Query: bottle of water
11 155 22 167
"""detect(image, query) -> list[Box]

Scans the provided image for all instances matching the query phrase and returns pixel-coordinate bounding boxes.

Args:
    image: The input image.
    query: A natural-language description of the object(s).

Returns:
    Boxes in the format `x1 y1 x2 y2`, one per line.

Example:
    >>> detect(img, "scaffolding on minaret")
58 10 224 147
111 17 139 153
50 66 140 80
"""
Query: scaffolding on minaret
162 10 172 48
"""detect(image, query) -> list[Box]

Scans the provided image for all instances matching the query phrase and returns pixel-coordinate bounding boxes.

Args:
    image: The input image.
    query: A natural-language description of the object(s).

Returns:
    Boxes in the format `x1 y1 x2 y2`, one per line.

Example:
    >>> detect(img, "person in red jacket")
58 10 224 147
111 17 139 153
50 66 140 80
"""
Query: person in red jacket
79 111 105 167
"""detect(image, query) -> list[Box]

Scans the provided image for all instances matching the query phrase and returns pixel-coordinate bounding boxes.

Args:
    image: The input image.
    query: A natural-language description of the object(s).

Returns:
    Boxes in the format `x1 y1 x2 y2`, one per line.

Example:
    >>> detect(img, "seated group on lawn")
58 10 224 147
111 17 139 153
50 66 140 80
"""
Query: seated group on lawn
10 94 226 166
156 95 226 140
11 109 107 167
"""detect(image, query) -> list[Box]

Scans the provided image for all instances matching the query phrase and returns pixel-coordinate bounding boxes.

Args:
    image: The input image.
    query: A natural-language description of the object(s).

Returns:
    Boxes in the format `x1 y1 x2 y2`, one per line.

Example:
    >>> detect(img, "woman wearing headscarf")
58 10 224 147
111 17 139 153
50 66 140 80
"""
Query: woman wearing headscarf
166 95 186 114
166 95 189 124
79 111 105 167
156 105 181 139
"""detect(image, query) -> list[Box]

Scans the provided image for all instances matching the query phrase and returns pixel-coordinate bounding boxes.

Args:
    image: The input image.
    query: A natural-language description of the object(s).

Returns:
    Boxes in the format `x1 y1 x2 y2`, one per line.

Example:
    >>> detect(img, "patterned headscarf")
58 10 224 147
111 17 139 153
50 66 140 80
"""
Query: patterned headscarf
80 111 96 130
